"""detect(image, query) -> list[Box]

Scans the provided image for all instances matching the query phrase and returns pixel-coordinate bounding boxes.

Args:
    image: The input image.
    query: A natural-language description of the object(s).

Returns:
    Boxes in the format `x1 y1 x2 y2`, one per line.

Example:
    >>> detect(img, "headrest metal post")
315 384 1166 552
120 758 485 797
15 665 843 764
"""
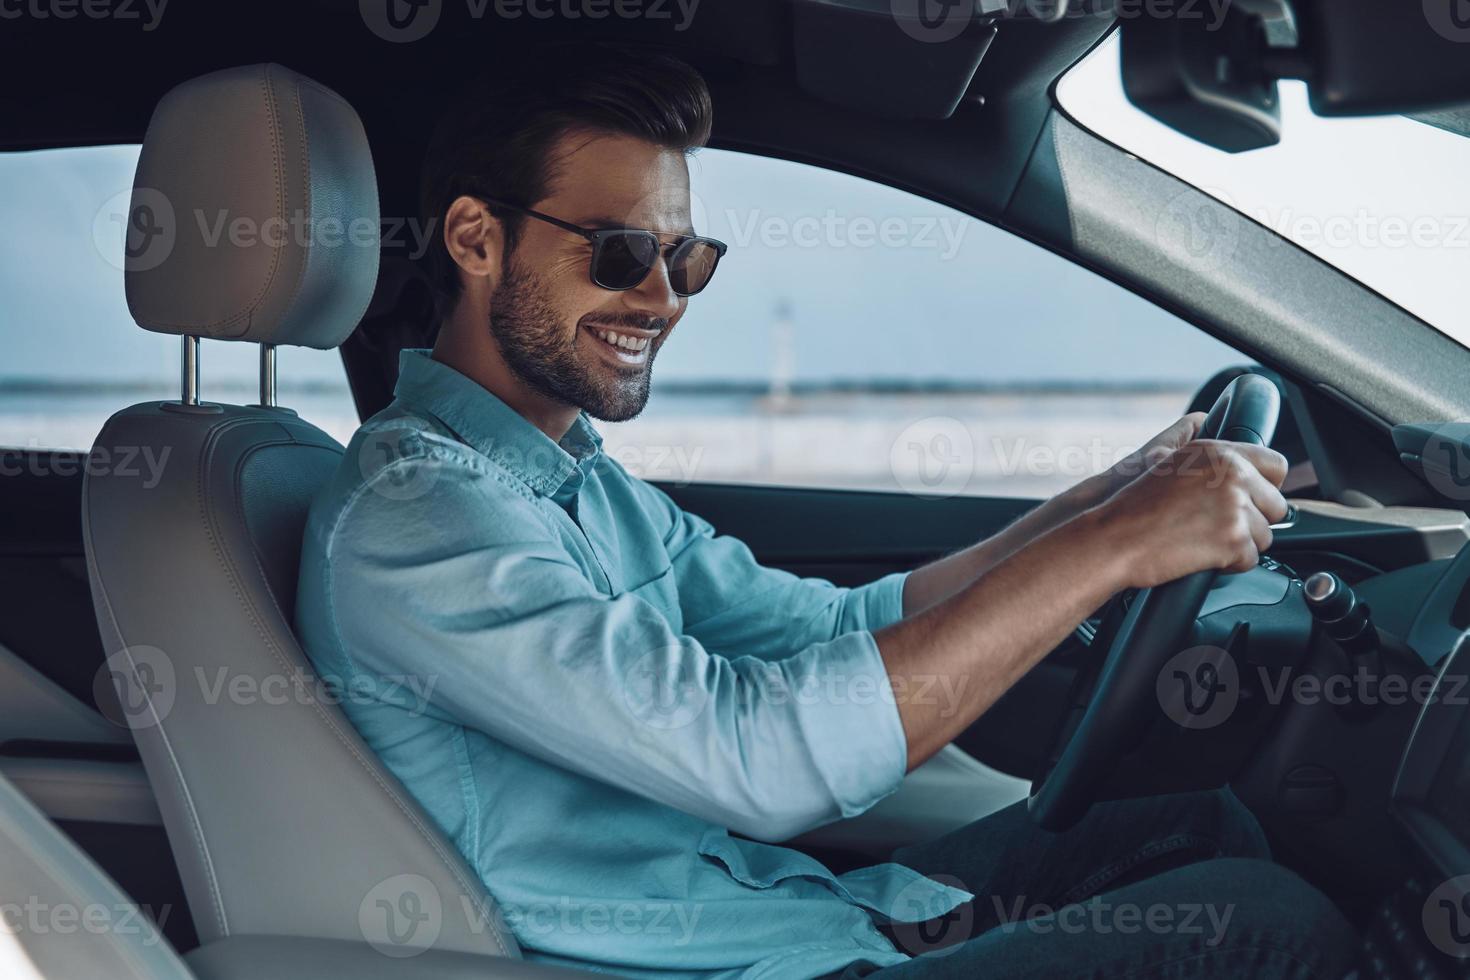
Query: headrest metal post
181 336 200 406
259 343 277 408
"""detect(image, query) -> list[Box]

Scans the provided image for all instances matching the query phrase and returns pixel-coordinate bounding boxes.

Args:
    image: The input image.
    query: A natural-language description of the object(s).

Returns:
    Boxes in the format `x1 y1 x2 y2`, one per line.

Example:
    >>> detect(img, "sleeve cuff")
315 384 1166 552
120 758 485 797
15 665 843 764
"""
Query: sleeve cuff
837 569 910 634
785 628 909 819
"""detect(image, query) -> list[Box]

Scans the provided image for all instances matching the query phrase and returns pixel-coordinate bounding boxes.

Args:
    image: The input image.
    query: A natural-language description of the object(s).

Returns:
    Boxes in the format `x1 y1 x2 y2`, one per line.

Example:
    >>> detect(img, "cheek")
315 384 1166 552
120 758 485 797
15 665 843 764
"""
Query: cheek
537 258 602 331
546 248 591 285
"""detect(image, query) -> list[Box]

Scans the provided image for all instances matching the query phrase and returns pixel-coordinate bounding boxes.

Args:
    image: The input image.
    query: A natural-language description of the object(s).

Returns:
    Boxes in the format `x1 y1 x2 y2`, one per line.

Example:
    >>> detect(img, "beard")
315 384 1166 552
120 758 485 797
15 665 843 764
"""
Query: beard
487 256 665 423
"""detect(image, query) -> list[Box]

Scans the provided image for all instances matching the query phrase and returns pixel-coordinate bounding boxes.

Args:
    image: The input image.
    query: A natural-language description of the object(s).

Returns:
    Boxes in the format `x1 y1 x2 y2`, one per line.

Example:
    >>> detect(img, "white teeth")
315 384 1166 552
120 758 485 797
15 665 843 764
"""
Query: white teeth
594 328 648 352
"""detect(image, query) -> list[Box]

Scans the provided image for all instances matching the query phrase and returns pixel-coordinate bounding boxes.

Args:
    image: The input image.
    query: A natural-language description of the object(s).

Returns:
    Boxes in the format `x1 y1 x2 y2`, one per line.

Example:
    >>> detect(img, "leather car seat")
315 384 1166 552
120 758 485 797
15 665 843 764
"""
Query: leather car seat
81 62 516 960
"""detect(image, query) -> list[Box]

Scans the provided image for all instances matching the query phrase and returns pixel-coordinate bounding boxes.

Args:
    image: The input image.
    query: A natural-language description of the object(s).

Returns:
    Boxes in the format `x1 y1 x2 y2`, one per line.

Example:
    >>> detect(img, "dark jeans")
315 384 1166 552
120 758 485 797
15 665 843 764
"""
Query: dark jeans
832 789 1358 979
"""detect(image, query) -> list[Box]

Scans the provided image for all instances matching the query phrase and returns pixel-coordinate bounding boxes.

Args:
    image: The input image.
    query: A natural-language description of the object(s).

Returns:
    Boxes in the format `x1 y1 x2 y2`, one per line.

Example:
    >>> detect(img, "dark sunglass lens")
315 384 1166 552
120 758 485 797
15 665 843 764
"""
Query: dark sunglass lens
594 232 660 290
669 240 721 296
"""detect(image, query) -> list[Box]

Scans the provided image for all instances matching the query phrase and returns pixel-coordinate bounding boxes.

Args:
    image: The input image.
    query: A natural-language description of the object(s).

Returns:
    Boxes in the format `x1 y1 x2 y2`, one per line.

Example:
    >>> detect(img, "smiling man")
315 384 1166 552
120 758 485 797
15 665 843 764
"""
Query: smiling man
294 43 1354 980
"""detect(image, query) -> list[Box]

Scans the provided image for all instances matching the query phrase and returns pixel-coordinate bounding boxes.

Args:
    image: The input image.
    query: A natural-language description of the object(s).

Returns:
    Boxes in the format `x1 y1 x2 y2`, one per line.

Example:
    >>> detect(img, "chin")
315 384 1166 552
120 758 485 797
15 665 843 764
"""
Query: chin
586 400 649 424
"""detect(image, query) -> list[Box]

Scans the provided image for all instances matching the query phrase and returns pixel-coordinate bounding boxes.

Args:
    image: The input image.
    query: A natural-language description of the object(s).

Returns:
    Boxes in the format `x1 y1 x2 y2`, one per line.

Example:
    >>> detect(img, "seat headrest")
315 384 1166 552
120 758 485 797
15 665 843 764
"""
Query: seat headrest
125 63 380 350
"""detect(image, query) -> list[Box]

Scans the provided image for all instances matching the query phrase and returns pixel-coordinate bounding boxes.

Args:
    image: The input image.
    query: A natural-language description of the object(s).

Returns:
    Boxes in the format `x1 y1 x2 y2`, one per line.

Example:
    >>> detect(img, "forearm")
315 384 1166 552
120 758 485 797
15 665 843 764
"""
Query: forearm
900 473 1113 616
875 503 1130 771
898 413 1208 617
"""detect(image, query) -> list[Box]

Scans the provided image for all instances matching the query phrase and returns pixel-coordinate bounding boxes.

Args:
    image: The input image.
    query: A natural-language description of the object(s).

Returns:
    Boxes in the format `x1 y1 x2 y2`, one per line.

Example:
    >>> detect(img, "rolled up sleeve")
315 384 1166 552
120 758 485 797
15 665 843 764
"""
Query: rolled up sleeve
326 454 908 842
629 479 911 657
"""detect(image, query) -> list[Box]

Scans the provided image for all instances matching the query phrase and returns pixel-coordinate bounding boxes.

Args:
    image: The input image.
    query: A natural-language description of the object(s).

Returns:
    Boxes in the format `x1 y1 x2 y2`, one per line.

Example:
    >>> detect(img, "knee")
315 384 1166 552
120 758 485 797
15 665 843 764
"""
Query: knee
1189 858 1358 978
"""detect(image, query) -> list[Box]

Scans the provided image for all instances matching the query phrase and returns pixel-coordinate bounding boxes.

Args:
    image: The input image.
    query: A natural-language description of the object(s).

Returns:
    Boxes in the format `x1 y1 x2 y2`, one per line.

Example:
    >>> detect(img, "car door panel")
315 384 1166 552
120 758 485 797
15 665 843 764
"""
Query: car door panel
0 452 196 951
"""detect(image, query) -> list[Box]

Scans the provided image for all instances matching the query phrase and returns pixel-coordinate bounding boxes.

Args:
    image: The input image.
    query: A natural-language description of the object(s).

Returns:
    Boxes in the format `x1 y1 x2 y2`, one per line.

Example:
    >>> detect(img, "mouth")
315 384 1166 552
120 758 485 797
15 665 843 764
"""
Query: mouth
582 322 657 367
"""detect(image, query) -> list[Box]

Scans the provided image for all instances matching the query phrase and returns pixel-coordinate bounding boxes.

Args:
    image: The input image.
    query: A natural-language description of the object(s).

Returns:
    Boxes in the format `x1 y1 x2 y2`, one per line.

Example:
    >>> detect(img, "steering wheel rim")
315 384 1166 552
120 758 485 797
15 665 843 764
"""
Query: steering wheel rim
1026 373 1281 831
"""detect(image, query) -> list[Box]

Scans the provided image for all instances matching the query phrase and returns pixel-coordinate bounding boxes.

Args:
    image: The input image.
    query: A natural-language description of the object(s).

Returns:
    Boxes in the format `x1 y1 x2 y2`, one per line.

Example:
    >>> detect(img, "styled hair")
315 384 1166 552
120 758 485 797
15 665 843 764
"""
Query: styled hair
420 43 713 315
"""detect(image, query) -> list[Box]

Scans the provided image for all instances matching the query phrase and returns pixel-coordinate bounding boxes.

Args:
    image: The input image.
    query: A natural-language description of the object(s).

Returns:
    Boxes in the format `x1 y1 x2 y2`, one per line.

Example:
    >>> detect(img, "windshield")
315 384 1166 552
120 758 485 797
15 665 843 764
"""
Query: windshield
1057 33 1470 347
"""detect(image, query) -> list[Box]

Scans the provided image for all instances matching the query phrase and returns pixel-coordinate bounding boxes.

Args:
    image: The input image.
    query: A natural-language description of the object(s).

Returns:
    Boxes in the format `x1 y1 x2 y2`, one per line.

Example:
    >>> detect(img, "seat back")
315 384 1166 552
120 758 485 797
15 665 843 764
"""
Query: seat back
82 63 516 959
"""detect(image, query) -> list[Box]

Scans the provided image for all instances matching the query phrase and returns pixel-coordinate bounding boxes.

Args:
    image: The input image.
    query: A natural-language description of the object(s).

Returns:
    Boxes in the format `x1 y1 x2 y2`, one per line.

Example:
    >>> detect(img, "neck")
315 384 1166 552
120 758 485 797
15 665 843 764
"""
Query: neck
431 302 580 443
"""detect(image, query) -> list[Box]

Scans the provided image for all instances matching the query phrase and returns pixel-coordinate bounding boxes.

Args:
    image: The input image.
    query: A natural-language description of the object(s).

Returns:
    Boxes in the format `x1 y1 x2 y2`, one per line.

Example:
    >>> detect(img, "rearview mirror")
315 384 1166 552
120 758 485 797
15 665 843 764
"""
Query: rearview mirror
1120 0 1470 152
1121 1 1283 152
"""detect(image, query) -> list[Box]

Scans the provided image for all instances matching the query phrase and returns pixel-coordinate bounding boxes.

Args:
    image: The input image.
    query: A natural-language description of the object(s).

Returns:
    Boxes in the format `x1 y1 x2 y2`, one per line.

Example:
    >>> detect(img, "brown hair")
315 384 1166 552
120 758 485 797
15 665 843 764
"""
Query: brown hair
420 43 713 316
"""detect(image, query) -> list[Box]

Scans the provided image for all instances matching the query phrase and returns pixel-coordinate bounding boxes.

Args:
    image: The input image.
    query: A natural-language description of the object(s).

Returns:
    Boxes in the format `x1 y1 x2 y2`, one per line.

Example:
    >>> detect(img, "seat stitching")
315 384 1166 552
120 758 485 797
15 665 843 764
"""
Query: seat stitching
83 422 231 939
201 415 511 956
320 442 516 954
136 66 287 334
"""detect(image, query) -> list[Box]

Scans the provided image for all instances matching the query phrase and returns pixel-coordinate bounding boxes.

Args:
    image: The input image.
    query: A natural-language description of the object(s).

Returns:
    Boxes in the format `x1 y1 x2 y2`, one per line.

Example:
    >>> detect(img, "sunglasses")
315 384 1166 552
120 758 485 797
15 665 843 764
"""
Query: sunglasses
473 194 727 297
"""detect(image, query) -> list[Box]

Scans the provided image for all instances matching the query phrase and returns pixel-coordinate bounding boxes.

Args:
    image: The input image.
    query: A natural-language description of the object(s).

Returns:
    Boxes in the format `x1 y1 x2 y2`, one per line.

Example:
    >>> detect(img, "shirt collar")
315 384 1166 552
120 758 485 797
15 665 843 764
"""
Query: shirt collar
392 348 603 503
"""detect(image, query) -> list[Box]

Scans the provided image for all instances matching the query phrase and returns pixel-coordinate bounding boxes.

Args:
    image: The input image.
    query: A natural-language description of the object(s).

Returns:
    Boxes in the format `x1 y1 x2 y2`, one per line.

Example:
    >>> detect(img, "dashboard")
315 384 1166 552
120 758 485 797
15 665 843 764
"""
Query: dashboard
1381 542 1470 970
1394 541 1470 881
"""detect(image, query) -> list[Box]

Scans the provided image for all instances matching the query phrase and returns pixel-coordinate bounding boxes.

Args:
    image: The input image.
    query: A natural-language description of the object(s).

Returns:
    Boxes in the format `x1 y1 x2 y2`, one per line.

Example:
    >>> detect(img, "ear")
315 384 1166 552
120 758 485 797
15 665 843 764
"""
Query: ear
442 195 507 296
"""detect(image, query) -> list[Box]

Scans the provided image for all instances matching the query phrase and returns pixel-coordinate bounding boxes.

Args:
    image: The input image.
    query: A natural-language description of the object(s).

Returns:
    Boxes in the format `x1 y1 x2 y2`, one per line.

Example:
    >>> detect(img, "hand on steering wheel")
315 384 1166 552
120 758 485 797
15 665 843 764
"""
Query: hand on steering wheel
1028 373 1287 831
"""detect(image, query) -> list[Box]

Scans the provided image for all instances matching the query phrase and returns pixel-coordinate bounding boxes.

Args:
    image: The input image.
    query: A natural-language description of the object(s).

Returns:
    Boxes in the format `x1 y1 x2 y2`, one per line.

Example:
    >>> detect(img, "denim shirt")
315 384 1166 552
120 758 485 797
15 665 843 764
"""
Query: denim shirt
294 349 971 979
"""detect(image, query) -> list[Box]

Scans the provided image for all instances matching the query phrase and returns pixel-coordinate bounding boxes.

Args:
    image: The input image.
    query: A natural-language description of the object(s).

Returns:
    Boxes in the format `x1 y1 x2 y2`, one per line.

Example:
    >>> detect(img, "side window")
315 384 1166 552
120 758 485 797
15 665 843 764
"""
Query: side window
0 145 360 453
601 148 1246 498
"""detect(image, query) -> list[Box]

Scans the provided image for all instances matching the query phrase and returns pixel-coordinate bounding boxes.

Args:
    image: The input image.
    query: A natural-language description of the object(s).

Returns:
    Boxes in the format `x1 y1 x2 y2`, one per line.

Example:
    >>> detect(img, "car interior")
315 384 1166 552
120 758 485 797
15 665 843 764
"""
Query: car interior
4 1 1470 977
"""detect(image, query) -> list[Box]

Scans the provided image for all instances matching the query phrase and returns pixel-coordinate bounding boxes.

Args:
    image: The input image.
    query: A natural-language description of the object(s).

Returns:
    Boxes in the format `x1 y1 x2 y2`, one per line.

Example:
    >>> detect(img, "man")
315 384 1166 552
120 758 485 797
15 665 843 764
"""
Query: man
295 44 1355 979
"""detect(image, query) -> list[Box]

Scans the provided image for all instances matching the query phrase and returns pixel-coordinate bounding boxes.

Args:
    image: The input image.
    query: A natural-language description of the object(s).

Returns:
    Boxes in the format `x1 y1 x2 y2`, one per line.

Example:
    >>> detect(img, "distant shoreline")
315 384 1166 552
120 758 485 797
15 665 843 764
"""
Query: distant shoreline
0 377 1200 397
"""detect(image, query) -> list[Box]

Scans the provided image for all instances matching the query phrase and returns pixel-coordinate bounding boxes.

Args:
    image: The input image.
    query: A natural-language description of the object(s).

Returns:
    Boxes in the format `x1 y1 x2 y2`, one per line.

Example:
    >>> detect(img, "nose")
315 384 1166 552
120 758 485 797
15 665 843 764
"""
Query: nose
625 246 682 319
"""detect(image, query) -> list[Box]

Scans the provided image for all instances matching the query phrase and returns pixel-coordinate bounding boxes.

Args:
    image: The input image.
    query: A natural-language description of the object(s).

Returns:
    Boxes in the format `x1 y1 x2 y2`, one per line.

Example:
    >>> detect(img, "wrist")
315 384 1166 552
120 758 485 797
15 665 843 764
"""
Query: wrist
1068 500 1141 593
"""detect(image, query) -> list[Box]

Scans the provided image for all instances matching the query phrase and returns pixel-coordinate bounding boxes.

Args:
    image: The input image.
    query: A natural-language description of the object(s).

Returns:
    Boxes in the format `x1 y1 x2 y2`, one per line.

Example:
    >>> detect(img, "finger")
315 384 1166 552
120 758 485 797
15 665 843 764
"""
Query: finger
1146 412 1205 454
1245 505 1274 556
1225 529 1261 574
1153 413 1207 456
1238 462 1290 524
1227 442 1289 489
1179 411 1208 443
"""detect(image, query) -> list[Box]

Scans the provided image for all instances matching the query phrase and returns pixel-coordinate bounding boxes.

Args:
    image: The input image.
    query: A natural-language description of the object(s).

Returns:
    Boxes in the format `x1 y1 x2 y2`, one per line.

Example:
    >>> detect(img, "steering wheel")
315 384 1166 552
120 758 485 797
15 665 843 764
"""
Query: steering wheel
1027 373 1281 831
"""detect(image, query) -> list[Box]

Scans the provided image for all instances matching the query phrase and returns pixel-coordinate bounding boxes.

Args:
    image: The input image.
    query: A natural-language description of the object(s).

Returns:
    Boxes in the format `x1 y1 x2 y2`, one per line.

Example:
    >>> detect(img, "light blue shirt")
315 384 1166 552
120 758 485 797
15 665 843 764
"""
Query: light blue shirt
295 349 971 979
